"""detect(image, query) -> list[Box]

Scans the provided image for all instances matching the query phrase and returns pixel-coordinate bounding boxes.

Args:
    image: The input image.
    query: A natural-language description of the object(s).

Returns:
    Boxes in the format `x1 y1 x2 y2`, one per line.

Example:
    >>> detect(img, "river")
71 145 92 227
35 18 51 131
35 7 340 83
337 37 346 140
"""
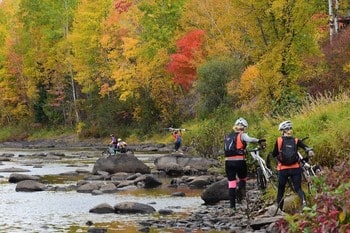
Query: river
0 147 204 233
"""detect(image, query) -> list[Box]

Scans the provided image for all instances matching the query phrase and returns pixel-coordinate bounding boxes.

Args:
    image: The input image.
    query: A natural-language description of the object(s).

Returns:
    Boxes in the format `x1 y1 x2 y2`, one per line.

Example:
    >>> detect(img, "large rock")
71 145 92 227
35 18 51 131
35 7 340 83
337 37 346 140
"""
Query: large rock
8 173 40 183
92 154 150 175
15 180 46 192
114 202 156 214
201 178 229 204
133 174 162 188
154 154 219 176
89 203 115 214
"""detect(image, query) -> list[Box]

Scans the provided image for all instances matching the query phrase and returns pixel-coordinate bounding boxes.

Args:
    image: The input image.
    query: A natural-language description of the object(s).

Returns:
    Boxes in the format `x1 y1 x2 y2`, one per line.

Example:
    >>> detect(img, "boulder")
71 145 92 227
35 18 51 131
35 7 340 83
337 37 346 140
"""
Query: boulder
0 167 30 172
187 175 215 189
114 202 156 214
92 153 150 175
15 180 46 192
8 173 40 183
154 154 219 176
89 203 115 214
201 178 229 204
133 174 162 188
99 183 118 193
77 182 100 193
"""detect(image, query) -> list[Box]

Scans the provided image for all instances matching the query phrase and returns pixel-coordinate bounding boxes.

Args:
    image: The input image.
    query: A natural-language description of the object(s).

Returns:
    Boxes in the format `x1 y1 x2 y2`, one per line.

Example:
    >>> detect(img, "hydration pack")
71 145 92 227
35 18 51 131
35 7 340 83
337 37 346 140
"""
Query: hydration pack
277 136 299 165
224 132 246 156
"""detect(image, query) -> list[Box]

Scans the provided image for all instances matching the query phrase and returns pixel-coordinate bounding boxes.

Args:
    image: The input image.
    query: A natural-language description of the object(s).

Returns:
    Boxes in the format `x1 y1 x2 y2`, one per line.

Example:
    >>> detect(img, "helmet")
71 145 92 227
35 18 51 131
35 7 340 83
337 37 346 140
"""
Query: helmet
118 138 122 142
235 117 248 127
110 134 114 137
278 121 293 131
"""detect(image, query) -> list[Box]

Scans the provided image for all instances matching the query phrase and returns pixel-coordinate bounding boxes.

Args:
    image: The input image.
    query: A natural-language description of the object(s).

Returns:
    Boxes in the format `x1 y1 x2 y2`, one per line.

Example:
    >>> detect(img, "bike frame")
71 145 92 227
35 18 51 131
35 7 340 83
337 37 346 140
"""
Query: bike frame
249 147 277 189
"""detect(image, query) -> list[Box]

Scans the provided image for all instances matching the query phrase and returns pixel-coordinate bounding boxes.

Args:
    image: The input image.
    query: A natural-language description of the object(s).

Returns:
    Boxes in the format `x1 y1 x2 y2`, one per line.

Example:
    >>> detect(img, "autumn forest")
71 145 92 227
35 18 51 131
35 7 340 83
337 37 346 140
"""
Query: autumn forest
1 0 350 139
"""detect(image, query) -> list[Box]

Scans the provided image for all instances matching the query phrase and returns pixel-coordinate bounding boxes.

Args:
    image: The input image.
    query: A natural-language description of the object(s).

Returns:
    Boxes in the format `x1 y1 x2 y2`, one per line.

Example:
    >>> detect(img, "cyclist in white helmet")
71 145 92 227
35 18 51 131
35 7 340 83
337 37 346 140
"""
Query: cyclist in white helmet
272 120 315 211
224 117 266 211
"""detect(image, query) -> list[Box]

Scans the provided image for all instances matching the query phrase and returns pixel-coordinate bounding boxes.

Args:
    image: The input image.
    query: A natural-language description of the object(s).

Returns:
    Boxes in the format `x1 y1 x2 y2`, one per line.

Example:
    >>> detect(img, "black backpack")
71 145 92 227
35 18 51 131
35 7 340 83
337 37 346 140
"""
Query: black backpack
277 136 299 165
224 132 246 156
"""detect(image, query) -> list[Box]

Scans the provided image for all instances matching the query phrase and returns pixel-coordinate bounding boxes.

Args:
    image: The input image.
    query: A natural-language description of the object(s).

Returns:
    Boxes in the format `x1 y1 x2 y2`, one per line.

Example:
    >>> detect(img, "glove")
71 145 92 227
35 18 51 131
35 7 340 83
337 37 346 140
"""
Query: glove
258 139 266 143
307 150 315 157
258 139 266 149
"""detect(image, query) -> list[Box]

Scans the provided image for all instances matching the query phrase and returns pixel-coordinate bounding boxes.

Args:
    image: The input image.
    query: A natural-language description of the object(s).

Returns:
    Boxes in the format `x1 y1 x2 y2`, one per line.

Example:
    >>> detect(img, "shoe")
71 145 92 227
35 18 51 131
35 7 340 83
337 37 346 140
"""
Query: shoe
236 186 246 203
301 200 307 210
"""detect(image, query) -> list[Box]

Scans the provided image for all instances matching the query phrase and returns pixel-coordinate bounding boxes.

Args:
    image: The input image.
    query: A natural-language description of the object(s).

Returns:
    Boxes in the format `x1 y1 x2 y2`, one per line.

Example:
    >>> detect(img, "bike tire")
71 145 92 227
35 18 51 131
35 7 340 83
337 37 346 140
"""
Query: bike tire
269 172 278 190
302 171 313 193
256 167 267 190
102 150 111 157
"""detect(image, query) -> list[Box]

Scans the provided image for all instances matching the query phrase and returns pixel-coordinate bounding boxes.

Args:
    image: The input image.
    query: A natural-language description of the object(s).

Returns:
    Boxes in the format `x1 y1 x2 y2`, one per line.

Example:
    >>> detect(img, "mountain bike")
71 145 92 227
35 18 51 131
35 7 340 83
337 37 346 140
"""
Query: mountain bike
297 137 322 193
101 145 116 156
249 146 277 190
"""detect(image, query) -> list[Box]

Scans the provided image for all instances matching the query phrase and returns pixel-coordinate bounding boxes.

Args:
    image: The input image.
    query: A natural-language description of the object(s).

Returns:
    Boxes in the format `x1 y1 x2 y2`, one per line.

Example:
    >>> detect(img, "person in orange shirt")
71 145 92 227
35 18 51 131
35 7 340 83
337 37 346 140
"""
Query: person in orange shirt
271 120 314 211
172 130 183 152
224 117 266 210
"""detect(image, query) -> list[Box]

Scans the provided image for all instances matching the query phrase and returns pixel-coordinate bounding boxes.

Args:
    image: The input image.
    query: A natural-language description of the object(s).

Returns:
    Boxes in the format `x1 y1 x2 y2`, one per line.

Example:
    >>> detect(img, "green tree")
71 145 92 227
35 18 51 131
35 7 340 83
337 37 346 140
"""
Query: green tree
231 0 326 115
196 58 244 117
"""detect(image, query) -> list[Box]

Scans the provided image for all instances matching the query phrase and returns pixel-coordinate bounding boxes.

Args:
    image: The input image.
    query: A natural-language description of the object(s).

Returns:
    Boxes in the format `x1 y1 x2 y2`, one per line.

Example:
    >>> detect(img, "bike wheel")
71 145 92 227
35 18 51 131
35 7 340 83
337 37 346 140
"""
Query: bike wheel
101 150 111 157
302 171 313 193
269 172 278 190
256 167 267 190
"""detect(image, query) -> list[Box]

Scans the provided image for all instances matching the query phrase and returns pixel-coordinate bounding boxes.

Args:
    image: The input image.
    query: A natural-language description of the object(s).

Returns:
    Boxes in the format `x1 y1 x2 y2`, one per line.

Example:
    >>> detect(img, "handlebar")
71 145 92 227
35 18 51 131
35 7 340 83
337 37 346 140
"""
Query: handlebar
164 127 187 132
247 146 264 153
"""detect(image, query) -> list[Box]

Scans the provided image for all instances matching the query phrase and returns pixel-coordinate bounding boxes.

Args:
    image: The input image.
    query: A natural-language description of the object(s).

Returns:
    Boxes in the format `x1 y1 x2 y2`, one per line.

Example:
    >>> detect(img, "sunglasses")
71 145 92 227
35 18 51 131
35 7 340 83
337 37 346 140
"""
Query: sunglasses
285 127 293 130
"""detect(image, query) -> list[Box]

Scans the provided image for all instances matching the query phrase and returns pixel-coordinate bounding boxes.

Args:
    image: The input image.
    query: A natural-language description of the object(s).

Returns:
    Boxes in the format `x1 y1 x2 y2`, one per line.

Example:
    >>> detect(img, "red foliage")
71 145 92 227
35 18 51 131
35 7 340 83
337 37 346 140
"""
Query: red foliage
114 0 132 14
166 29 205 90
273 158 350 232
304 26 350 96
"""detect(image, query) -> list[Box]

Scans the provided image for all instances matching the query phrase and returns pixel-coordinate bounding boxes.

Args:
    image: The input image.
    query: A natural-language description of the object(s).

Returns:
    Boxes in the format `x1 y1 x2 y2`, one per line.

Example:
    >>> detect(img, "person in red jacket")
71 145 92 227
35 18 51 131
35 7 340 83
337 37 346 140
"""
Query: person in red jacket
172 130 183 152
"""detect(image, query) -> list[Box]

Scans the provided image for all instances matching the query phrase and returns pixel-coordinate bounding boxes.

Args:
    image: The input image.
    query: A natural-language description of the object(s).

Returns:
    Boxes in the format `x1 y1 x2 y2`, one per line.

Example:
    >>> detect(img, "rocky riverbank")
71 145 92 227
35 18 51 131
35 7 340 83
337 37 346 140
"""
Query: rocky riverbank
0 137 286 233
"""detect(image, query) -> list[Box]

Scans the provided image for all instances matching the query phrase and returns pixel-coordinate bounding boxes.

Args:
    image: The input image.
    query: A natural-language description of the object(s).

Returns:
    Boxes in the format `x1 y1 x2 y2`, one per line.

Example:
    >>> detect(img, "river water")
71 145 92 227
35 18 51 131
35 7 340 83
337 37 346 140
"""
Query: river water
0 148 204 233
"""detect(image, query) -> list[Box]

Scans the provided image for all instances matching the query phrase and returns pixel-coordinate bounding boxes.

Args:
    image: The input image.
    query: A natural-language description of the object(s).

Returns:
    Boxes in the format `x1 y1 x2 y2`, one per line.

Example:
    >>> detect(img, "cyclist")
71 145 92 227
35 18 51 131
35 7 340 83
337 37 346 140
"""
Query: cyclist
110 134 118 150
224 117 266 210
271 120 315 211
117 138 128 153
172 130 183 152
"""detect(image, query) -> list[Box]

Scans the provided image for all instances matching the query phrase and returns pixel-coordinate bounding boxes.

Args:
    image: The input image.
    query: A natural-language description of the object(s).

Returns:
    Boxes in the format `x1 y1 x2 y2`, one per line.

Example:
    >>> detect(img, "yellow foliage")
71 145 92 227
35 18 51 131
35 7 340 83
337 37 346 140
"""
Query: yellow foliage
237 65 260 101
121 37 140 59
180 0 245 58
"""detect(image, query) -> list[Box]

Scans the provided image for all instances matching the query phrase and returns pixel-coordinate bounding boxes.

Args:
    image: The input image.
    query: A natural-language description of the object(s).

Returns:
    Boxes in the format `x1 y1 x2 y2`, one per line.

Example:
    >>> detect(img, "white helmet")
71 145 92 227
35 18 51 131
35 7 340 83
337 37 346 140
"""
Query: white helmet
278 121 293 131
235 117 248 128
118 138 122 142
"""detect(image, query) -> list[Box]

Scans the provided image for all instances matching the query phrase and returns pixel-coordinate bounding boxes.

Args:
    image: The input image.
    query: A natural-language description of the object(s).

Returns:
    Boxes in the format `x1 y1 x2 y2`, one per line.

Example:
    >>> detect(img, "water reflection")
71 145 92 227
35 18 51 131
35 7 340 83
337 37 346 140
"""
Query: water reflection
0 148 204 232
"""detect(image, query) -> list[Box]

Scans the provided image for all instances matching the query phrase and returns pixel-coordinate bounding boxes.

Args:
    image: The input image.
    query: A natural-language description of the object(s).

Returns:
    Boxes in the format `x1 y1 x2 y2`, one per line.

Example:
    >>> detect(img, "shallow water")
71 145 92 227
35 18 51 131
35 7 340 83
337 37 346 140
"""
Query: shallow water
0 148 204 233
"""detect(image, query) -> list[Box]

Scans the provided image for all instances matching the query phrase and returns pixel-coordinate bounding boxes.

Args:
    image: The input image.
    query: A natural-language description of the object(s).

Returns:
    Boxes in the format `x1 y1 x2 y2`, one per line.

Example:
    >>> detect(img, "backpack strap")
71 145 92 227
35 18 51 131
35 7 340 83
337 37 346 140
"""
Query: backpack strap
277 137 283 152
236 131 244 150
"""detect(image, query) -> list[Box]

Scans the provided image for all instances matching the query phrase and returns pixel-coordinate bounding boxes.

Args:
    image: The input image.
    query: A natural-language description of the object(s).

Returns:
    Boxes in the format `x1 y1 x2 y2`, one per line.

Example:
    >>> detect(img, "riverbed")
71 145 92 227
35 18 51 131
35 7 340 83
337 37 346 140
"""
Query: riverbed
0 147 204 233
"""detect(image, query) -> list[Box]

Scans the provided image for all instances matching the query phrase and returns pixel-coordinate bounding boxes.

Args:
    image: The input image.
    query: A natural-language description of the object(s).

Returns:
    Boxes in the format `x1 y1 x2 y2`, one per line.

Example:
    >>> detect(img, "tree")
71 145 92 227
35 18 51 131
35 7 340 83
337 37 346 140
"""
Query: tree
196 58 243 117
166 29 205 90
230 0 326 114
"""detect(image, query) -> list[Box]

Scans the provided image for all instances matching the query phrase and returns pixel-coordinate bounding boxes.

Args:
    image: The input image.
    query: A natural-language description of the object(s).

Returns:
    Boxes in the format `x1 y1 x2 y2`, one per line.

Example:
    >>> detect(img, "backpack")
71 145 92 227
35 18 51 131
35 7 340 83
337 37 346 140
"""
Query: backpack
277 136 299 165
224 132 246 156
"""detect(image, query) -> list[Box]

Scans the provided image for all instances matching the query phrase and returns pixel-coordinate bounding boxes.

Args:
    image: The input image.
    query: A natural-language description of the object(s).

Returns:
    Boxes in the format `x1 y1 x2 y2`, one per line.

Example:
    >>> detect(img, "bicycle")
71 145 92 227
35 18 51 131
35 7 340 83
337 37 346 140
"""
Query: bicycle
269 137 321 194
297 137 322 193
249 146 277 190
101 145 117 156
